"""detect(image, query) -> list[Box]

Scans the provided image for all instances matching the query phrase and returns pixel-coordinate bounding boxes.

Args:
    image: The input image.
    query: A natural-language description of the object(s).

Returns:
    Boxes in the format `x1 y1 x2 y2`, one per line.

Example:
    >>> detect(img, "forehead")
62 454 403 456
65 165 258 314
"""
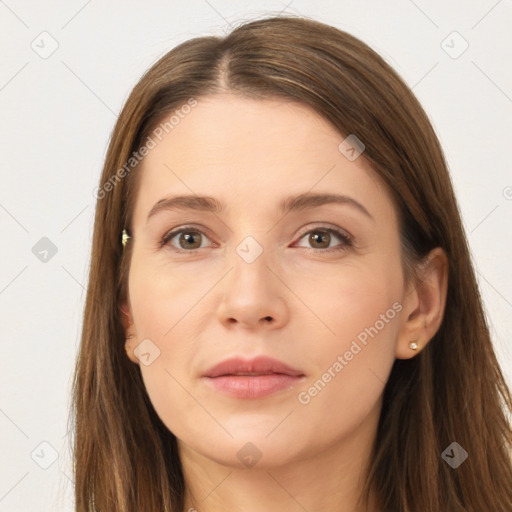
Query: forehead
131 94 395 225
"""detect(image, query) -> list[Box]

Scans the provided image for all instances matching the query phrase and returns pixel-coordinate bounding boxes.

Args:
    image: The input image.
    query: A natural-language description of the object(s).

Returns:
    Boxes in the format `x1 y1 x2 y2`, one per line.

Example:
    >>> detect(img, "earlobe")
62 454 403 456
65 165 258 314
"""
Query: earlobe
408 340 419 351
396 247 449 359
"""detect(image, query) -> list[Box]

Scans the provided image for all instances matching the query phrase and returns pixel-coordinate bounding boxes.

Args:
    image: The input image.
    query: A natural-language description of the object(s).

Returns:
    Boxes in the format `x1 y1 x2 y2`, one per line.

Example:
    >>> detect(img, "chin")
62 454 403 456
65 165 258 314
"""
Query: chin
183 428 312 471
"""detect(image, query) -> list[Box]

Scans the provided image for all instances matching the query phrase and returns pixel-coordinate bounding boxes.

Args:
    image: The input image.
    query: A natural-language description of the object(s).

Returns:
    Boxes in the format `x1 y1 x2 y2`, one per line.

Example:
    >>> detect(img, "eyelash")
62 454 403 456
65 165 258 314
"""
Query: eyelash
159 224 354 254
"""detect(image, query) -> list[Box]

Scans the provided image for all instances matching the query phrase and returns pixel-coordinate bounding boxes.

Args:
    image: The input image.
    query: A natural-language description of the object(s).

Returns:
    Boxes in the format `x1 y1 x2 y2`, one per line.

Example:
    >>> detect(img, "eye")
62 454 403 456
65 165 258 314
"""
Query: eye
160 225 354 253
160 227 214 251
294 227 353 252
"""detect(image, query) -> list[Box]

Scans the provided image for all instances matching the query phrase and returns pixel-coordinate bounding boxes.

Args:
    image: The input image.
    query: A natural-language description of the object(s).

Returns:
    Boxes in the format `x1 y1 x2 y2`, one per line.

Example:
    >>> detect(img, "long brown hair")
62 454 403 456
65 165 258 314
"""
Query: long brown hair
70 14 512 511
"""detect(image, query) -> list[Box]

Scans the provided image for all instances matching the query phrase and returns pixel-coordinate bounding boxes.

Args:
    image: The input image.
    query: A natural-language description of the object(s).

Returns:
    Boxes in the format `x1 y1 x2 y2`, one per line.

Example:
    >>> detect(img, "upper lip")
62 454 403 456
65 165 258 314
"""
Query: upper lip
202 356 304 378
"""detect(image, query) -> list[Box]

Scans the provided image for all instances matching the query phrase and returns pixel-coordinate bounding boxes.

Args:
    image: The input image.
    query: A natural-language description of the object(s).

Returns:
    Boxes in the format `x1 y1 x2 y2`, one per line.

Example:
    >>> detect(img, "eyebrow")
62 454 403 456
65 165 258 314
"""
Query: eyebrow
146 192 374 222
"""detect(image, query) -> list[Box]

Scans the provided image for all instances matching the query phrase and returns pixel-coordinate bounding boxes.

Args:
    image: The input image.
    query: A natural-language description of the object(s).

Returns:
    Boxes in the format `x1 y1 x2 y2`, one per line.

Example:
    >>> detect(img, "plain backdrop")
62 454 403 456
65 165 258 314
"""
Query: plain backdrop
1 1 511 510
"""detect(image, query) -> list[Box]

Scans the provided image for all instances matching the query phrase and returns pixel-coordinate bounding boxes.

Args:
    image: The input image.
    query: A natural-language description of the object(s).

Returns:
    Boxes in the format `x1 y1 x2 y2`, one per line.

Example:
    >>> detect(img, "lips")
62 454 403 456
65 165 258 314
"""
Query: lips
202 356 305 399
203 356 304 378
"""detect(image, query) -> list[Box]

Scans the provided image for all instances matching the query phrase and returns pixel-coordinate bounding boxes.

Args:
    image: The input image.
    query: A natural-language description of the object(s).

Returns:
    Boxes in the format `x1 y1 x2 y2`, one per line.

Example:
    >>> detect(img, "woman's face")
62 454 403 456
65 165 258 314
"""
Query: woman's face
123 94 411 469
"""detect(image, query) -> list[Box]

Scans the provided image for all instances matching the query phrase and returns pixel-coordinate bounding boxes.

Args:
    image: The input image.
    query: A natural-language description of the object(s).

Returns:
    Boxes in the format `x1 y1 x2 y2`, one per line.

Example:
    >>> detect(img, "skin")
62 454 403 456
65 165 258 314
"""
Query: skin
121 93 448 512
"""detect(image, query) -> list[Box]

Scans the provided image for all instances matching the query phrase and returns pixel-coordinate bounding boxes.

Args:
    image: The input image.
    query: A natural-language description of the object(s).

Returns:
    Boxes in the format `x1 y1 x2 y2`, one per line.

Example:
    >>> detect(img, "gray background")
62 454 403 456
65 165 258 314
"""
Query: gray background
1 0 511 510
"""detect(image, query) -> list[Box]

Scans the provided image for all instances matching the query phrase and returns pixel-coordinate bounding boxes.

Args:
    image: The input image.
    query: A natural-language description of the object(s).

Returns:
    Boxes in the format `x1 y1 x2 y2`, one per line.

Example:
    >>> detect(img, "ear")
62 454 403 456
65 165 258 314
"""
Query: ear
120 300 133 331
120 300 140 365
396 247 449 359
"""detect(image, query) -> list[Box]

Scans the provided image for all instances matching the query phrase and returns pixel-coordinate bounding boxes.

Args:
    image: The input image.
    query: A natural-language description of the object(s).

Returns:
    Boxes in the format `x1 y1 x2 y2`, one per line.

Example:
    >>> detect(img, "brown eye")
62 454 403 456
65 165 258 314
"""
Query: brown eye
177 231 203 249
161 228 211 251
308 230 331 249
295 226 353 252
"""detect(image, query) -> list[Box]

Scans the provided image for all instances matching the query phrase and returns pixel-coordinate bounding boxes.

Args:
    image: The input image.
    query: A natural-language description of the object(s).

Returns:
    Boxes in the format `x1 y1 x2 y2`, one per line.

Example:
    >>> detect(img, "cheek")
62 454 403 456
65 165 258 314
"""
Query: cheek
296 260 402 347
128 256 207 338
293 265 401 416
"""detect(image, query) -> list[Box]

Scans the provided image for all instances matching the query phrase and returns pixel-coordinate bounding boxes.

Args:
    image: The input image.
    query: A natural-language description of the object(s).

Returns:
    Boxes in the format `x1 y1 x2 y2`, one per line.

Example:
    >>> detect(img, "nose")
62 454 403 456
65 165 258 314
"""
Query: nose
216 248 290 331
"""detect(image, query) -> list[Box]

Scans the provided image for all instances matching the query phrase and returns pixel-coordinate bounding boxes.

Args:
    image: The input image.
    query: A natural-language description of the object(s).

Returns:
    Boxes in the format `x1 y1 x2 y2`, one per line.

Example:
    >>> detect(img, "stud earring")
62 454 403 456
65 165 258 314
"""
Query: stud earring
121 229 131 247
409 341 419 350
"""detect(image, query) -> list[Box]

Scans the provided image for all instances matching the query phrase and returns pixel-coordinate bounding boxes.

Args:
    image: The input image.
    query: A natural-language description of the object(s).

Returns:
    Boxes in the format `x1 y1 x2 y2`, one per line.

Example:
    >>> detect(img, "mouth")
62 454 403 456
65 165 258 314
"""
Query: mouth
219 371 287 376
202 356 305 398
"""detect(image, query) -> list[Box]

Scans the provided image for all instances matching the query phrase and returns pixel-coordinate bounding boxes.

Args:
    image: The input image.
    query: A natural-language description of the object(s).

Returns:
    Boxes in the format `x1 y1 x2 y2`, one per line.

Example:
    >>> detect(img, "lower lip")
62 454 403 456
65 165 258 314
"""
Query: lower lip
203 374 304 398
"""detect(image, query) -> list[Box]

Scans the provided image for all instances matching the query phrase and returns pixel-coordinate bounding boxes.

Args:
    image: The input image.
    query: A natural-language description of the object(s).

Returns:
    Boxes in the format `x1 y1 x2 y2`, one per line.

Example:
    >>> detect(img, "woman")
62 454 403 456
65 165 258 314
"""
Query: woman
71 14 512 512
